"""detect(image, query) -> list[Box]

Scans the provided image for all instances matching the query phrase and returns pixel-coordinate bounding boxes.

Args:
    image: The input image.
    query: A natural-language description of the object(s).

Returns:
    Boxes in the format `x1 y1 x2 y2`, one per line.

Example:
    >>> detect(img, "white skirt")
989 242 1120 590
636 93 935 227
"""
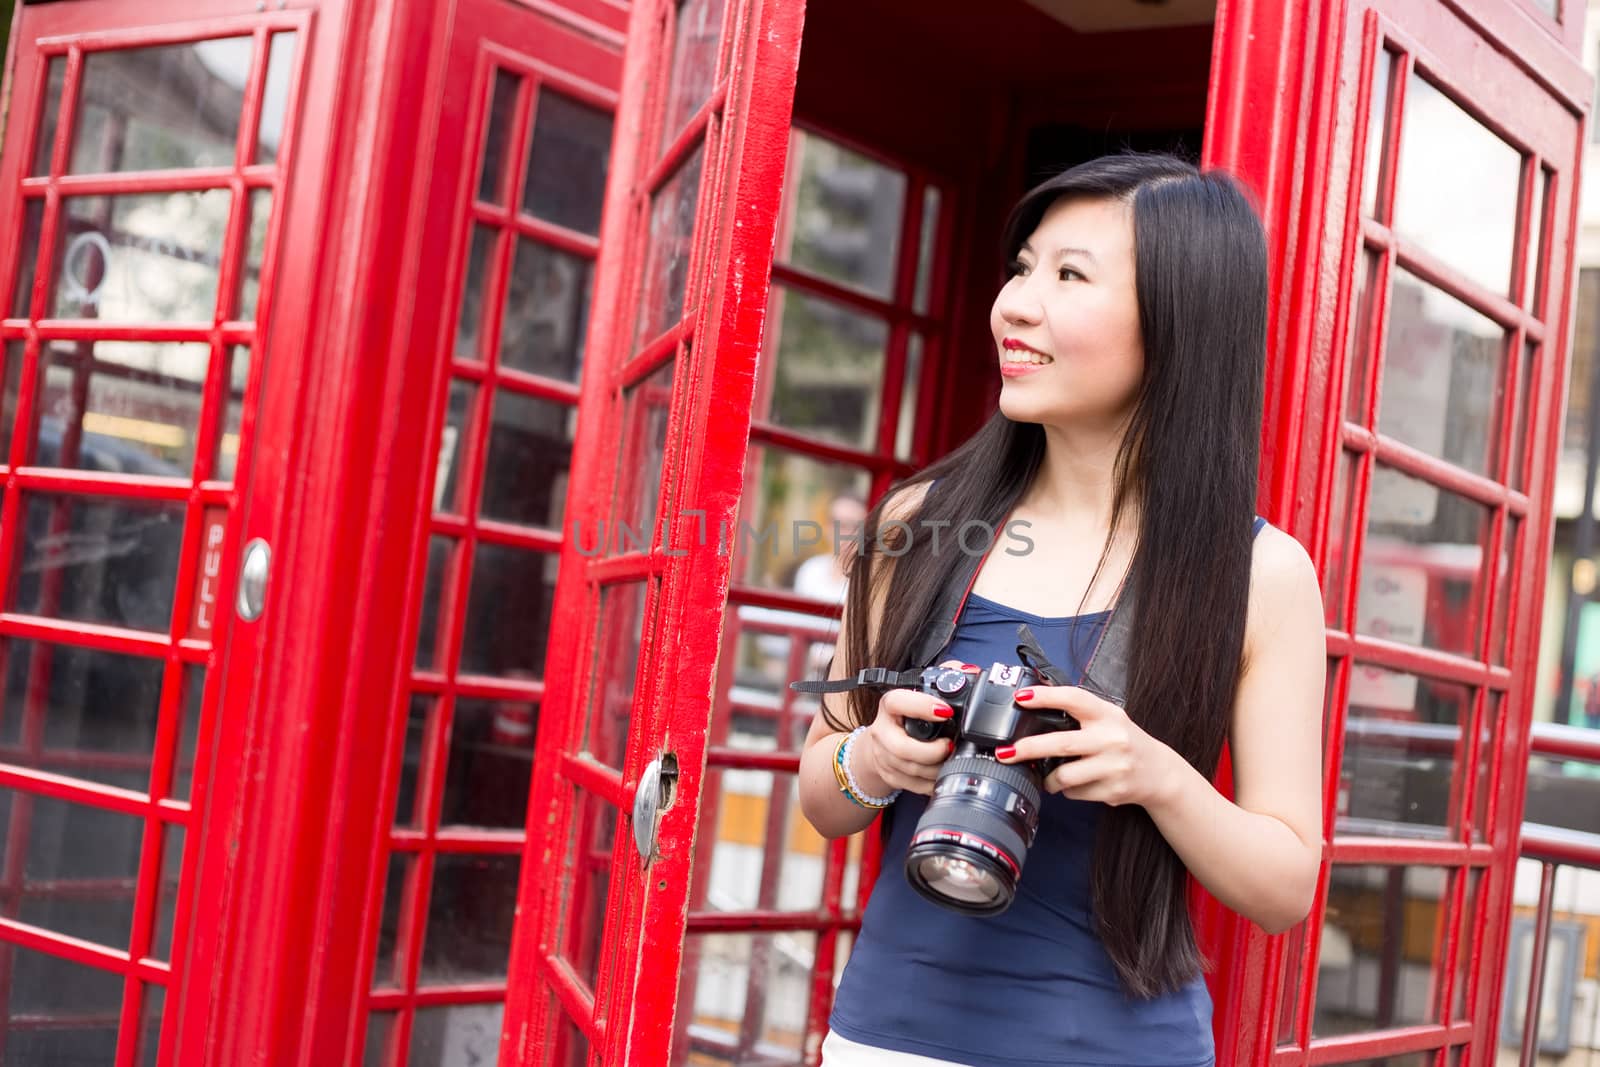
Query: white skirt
820 1029 969 1066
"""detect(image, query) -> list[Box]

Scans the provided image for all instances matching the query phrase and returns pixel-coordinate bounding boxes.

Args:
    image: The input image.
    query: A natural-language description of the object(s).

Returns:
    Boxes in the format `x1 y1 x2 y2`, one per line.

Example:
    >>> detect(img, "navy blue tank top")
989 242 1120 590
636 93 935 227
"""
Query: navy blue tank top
827 515 1268 1066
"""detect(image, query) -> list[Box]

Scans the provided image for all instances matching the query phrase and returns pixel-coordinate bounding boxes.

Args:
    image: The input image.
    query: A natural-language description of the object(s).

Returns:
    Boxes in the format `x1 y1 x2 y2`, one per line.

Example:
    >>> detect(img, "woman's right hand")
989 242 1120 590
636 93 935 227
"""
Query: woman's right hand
854 660 977 796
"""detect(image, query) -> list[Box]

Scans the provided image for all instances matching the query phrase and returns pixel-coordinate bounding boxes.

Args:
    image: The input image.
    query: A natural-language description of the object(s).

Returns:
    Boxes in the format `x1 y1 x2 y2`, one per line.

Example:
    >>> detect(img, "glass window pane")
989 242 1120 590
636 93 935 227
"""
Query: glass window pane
559 788 618 990
1471 693 1499 842
31 56 67 177
762 287 888 450
363 1010 397 1067
1313 864 1448 1035
914 187 940 313
393 695 430 829
784 132 906 300
672 931 818 1064
661 0 724 146
1 789 141 950
52 191 233 322
1392 72 1521 296
1378 271 1504 476
894 333 923 462
174 665 205 801
71 38 251 173
735 446 871 593
499 238 593 383
33 339 210 476
0 639 166 793
137 982 164 1067
2 340 27 464
1453 868 1482 1020
522 90 612 236
455 225 498 361
214 344 252 483
459 543 556 678
414 536 455 671
2 941 123 1063
634 145 703 348
1337 665 1470 838
1356 466 1490 658
1361 48 1395 221
151 823 184 961
440 696 538 828
481 392 573 531
694 768 825 913
235 188 273 322
1522 167 1548 312
255 33 297 165
478 70 521 206
1325 449 1361 629
407 1004 505 1067
1491 516 1518 666
11 198 45 317
431 380 474 516
371 853 411 988
420 853 520 983
13 494 187 633
1345 251 1382 426
607 359 675 555
582 581 649 770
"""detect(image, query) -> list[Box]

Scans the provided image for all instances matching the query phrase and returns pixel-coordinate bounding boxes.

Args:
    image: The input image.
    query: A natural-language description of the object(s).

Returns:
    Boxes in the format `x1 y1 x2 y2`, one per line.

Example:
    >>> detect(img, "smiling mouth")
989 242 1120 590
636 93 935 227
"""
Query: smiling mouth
1001 346 1053 365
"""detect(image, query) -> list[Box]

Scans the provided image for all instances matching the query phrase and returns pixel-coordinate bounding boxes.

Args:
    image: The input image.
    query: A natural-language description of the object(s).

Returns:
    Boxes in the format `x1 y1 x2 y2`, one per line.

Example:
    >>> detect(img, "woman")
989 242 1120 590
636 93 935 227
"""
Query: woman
797 152 1325 1066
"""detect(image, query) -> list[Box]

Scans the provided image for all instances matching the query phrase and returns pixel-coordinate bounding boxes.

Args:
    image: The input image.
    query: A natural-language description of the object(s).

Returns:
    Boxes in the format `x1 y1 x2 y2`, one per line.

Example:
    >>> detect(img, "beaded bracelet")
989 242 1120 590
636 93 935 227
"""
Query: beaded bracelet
835 726 900 809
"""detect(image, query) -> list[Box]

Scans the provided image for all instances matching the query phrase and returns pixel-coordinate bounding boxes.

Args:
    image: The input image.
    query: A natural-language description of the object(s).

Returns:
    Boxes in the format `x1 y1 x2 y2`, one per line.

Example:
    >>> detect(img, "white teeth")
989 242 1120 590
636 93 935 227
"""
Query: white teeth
1003 350 1052 365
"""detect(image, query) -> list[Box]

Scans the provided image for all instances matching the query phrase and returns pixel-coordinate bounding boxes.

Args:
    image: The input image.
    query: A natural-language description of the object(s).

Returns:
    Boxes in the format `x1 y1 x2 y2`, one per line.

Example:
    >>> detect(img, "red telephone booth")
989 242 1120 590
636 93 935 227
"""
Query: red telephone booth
0 0 1589 1064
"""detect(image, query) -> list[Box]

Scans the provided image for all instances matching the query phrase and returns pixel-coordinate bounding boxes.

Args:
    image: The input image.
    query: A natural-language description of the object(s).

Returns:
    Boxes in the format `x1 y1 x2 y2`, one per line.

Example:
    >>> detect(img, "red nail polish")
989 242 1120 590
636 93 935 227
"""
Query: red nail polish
963 663 981 671
946 739 956 754
1015 688 1034 701
996 745 1016 760
934 704 955 719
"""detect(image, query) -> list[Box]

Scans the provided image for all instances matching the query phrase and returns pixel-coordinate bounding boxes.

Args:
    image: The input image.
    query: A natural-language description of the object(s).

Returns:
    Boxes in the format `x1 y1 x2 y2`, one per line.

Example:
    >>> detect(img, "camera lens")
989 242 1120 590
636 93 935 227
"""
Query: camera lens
904 754 1040 916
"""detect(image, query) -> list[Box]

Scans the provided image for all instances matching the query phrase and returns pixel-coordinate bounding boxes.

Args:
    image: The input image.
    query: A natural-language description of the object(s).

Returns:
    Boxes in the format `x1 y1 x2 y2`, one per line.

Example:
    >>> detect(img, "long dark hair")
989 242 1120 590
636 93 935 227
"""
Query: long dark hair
824 152 1268 998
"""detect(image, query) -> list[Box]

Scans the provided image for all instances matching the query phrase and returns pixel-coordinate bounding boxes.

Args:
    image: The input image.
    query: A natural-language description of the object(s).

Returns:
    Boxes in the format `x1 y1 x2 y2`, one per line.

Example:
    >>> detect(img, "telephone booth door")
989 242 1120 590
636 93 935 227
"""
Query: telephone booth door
0 0 332 1061
1202 0 1589 1063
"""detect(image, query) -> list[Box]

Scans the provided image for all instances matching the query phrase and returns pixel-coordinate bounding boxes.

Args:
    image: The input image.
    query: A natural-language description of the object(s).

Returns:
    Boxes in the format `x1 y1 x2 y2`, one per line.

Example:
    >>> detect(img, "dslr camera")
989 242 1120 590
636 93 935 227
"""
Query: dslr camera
897 661 1079 916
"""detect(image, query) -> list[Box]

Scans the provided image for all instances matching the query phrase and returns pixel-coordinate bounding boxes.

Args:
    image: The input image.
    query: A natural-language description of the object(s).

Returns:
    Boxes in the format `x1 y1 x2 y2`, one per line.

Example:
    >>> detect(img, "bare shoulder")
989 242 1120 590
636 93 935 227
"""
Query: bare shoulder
1243 523 1324 669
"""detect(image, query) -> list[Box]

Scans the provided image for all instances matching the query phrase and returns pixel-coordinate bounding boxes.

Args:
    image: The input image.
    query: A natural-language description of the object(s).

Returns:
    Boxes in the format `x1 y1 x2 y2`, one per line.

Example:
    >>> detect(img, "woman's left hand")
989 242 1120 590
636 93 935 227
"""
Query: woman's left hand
993 685 1182 809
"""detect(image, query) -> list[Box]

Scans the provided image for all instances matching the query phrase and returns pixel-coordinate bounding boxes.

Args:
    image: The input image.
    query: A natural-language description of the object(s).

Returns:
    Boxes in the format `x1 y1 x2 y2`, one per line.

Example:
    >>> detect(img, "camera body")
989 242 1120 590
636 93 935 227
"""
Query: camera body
904 663 1077 768
895 662 1080 916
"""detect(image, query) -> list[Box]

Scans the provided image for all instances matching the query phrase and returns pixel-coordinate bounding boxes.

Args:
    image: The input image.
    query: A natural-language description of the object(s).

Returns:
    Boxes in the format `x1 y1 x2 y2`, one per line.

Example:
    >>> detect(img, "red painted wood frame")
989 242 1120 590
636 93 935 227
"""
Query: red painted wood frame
496 0 809 1060
0 1 321 1063
1201 0 1589 1062
346 1 623 1064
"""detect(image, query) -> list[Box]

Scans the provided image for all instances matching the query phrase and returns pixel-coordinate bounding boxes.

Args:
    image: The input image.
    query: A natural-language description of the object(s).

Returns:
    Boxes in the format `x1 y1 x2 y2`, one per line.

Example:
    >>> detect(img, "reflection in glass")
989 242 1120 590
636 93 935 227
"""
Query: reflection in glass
1 941 123 1063
609 360 675 555
2 341 26 463
1360 48 1395 221
583 582 649 769
138 982 164 1067
524 90 612 236
455 225 498 360
14 494 186 633
363 1011 396 1067
763 287 888 449
736 446 871 593
1337 664 1469 837
784 131 906 300
1392 72 1521 296
674 930 819 1064
481 391 574 530
215 344 252 482
392 695 429 829
894 334 923 462
1325 449 1360 629
0 638 166 793
1356 466 1489 658
1471 694 1499 841
32 56 67 177
433 380 474 514
661 0 724 146
420 853 520 983
460 543 556 678
1344 251 1381 426
11 199 44 317
1522 168 1548 312
1 789 141 950
1378 272 1503 475
33 339 210 476
1510 342 1535 490
236 189 273 321
1314 865 1446 1035
563 788 618 990
441 696 538 828
699 768 826 913
478 69 521 205
71 38 251 173
499 238 593 382
408 1005 506 1067
914 188 940 313
414 537 454 671
1453 868 1481 1019
1491 516 1518 665
371 854 409 986
256 33 297 165
151 823 184 960
174 664 205 800
635 146 704 347
52 191 233 322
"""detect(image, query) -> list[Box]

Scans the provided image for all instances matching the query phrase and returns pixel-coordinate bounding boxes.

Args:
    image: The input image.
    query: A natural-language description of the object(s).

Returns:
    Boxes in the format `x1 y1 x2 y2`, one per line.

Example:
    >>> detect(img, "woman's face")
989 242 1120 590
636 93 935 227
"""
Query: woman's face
990 195 1144 432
